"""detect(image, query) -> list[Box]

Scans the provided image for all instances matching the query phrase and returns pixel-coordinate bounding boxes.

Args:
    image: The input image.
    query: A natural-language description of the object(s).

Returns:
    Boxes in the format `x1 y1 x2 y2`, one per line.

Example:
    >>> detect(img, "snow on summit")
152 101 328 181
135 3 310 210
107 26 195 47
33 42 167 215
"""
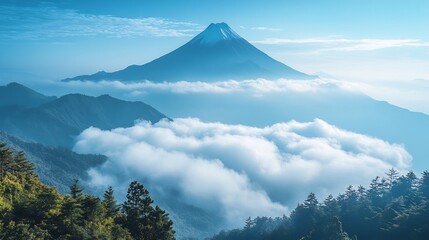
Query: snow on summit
191 22 242 45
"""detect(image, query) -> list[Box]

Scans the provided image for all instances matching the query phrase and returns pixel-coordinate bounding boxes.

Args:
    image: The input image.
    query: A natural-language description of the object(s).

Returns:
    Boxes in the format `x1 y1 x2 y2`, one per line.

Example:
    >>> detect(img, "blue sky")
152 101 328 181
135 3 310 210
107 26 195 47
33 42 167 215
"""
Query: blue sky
1 0 429 112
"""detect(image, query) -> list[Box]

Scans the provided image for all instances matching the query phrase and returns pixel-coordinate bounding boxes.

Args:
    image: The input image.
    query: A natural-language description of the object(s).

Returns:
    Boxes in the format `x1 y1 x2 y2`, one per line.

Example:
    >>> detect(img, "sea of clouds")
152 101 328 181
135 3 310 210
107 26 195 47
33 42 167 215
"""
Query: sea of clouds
74 117 411 225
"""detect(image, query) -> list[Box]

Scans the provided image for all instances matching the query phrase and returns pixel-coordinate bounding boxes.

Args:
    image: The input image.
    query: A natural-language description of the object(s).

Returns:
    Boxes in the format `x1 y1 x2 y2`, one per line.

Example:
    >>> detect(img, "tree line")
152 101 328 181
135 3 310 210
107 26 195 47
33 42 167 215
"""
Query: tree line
211 169 429 240
0 143 175 239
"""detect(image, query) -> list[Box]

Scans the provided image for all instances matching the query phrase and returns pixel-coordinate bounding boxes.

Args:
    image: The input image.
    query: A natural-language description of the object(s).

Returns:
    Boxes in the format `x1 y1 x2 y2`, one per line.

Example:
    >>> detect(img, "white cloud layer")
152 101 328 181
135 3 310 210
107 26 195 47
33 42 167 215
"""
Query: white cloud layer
59 78 429 115
74 118 411 224
64 78 358 95
253 37 429 52
0 4 201 40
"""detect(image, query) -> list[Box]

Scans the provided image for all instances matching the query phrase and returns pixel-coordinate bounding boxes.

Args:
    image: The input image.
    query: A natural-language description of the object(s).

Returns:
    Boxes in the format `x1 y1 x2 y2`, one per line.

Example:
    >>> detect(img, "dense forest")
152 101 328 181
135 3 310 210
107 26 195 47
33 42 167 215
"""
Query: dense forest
0 143 175 239
211 168 429 240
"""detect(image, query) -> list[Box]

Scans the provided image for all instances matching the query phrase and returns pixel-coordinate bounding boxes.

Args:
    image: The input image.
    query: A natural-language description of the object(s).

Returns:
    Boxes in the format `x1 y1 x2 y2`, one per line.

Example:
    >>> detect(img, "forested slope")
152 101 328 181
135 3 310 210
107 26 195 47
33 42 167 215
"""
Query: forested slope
0 143 175 239
211 169 429 240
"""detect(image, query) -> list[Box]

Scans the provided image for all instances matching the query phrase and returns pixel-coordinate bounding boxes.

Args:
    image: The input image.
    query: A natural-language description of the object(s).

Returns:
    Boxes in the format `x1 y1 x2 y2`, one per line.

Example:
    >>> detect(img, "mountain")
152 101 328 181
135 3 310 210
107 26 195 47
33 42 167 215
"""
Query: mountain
0 83 168 148
0 82 57 107
0 132 105 193
64 22 315 82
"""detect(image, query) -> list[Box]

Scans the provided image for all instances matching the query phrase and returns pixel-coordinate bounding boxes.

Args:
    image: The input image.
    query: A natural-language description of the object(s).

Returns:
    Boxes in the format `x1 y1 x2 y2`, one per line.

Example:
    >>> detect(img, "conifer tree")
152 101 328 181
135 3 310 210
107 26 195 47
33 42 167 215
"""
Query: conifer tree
103 186 119 218
0 143 14 180
385 168 400 190
419 171 429 199
151 206 175 240
12 151 36 177
122 181 175 240
70 178 83 200
123 181 155 239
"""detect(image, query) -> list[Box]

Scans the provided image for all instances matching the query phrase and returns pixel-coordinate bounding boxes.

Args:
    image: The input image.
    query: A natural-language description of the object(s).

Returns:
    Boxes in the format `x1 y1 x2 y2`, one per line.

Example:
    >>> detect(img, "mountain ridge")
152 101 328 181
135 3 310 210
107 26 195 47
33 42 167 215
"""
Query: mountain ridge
0 82 168 148
0 82 57 107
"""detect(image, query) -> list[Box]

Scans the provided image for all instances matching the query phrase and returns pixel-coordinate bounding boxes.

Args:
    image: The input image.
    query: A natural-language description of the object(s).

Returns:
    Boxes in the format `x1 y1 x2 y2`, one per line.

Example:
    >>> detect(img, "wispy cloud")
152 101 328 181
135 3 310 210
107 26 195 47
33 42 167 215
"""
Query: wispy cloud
0 4 201 40
251 26 282 32
253 37 429 52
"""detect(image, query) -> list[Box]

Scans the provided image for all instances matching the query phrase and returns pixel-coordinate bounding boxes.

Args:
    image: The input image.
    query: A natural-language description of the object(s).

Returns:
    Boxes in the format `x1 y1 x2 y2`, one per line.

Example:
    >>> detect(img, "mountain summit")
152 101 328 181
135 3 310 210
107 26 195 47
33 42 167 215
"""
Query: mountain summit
65 22 316 82
0 82 57 107
190 22 243 45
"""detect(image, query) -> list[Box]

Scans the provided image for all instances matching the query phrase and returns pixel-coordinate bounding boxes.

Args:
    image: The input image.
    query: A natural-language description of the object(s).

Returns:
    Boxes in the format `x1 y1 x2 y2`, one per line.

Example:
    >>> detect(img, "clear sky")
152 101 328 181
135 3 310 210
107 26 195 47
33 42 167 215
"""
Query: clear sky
1 0 429 112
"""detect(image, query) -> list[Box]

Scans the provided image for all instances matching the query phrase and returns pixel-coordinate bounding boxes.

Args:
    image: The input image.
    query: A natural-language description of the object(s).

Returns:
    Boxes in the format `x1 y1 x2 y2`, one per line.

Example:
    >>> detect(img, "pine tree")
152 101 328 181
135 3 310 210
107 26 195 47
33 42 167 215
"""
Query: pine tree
419 171 429 199
357 185 366 201
122 181 175 240
150 206 175 240
290 193 321 238
323 194 339 217
70 179 83 200
57 179 87 237
304 192 319 209
245 216 254 229
103 186 119 218
368 176 384 208
123 181 155 240
385 168 400 190
0 143 14 180
12 151 36 177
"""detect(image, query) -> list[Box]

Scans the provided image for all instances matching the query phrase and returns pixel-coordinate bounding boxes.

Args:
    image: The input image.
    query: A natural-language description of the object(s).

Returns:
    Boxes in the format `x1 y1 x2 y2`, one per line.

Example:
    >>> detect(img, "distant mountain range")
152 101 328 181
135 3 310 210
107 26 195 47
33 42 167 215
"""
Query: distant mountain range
64 22 315 82
0 82 167 148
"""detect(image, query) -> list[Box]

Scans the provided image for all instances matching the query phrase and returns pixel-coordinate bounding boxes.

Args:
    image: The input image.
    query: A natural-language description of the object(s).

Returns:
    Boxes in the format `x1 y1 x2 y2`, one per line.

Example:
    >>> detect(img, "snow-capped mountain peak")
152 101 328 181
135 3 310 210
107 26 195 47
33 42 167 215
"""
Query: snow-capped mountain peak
65 22 315 82
191 22 242 45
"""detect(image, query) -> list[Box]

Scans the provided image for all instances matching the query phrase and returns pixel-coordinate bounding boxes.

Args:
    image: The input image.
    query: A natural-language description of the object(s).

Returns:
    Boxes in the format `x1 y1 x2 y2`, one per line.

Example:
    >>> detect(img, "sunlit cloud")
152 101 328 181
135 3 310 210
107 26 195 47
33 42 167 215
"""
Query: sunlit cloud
74 118 411 225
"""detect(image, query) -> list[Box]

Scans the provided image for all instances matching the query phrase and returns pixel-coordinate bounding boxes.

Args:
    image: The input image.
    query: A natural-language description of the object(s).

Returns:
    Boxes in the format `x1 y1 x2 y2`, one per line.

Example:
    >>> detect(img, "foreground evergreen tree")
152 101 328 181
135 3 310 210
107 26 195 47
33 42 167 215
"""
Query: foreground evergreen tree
103 186 119 218
211 170 429 240
123 181 175 240
12 151 36 177
70 178 84 199
0 143 14 181
0 143 175 240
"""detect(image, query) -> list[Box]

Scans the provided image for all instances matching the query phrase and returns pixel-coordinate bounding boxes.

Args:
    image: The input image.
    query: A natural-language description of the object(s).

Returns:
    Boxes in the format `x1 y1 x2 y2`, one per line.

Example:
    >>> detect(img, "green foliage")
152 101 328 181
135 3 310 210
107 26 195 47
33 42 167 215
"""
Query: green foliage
103 186 119 218
123 181 175 240
211 170 429 240
69 179 84 200
0 143 175 240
